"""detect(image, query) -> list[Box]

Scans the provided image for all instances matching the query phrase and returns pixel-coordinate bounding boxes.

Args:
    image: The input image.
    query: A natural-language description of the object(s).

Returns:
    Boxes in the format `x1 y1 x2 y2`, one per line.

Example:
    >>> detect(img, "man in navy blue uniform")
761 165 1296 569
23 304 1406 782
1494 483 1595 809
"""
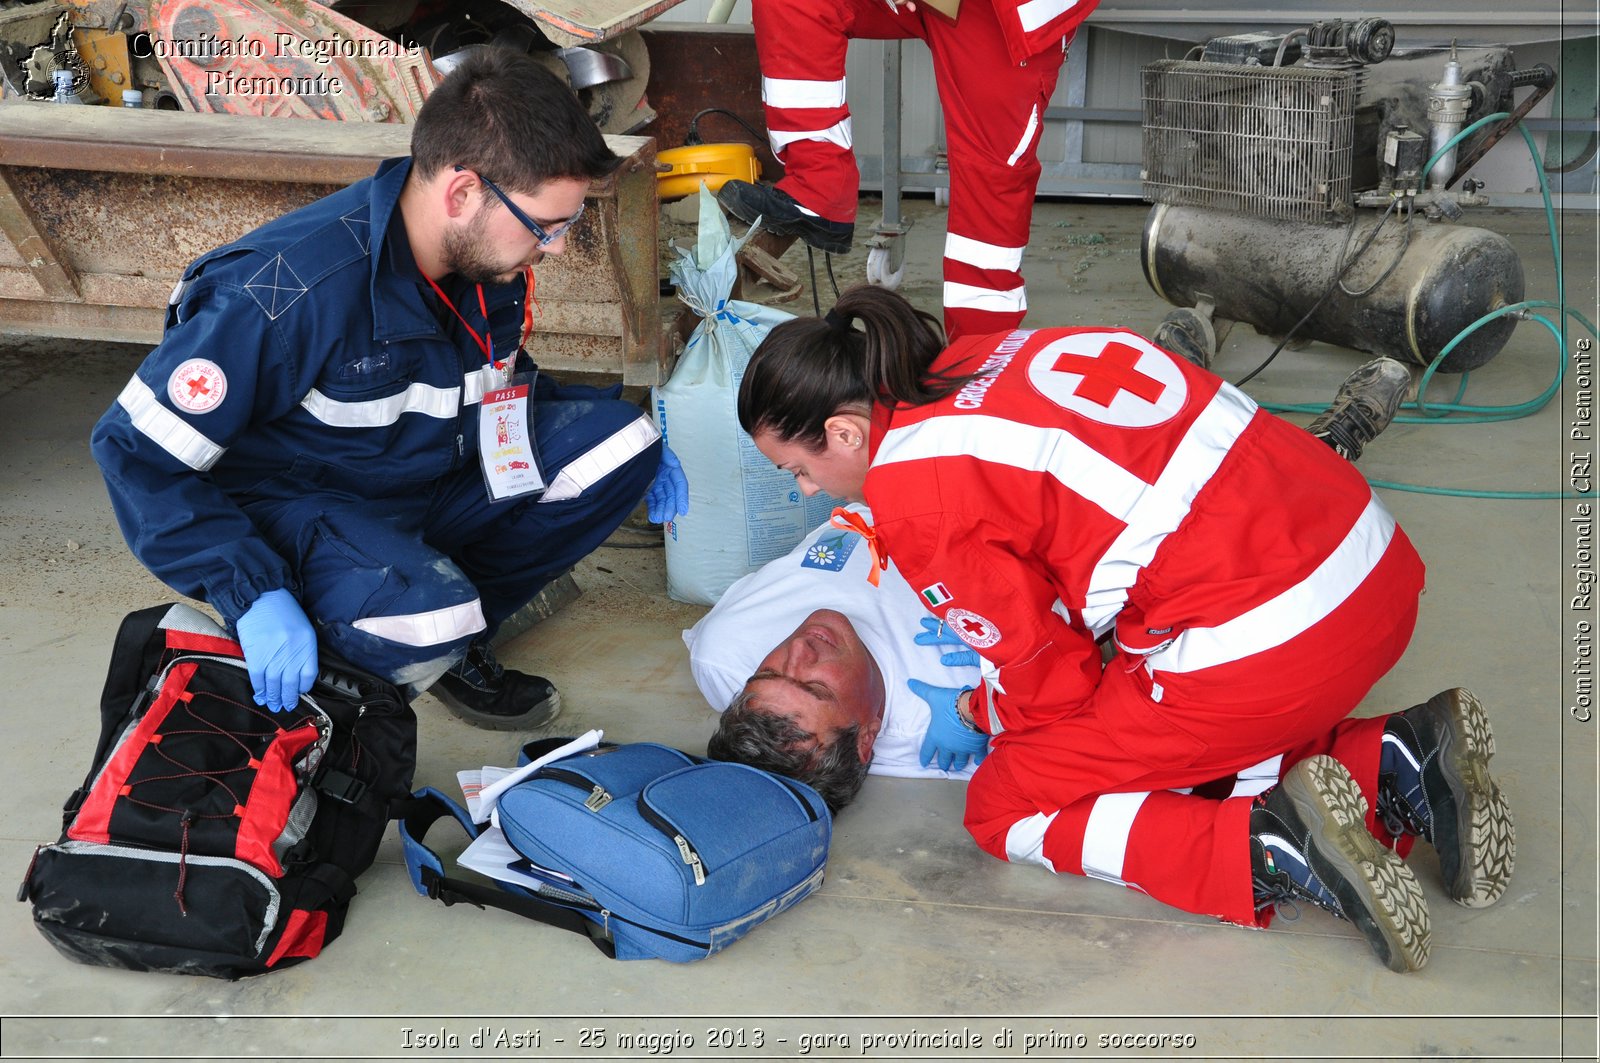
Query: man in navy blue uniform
92 48 687 730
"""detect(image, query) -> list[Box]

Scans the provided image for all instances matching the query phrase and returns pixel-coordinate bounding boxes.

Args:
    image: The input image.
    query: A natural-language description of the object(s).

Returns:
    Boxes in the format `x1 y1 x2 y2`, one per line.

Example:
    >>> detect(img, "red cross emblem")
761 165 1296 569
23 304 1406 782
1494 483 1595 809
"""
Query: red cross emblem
167 359 227 413
945 608 1000 649
1027 332 1186 428
1049 341 1165 407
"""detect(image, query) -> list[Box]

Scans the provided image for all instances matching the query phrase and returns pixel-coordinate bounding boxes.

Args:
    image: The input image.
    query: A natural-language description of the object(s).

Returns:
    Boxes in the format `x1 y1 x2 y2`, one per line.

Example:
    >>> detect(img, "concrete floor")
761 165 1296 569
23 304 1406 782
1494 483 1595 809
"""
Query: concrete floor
0 195 1595 1061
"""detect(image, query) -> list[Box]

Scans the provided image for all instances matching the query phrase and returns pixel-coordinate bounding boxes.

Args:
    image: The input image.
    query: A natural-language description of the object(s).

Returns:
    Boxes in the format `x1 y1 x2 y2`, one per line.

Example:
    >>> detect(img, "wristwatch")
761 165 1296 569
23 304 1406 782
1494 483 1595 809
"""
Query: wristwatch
956 688 980 731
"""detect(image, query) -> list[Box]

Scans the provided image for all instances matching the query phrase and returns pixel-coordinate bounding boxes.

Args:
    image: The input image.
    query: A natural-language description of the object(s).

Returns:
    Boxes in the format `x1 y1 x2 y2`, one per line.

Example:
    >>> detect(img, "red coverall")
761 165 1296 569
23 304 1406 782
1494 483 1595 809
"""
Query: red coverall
859 326 1426 925
749 0 1100 340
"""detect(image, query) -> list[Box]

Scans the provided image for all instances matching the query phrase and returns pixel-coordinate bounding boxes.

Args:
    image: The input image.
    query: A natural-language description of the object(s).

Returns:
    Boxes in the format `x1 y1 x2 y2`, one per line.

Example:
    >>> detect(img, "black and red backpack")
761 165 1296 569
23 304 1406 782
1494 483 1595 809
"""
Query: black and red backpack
20 603 416 978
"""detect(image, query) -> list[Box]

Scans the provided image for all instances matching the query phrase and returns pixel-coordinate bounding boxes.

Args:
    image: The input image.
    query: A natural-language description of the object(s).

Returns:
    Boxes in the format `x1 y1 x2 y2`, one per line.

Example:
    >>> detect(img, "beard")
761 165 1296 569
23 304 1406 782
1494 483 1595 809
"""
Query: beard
440 210 536 285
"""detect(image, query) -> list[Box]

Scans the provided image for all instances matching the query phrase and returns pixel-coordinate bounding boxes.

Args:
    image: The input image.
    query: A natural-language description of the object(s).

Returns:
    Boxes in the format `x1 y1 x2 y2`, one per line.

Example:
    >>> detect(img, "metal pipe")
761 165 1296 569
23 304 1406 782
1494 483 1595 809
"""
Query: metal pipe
1427 44 1472 190
1445 64 1557 188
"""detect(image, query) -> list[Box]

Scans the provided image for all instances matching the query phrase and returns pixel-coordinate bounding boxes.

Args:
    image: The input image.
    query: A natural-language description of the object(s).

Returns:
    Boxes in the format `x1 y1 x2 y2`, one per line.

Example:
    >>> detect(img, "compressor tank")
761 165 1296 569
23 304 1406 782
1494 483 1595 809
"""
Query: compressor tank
1141 203 1524 372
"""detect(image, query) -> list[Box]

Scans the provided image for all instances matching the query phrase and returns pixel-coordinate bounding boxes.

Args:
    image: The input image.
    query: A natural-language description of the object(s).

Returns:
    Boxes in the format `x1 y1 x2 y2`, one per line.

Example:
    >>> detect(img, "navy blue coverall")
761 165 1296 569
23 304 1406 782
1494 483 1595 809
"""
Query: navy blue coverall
91 157 659 691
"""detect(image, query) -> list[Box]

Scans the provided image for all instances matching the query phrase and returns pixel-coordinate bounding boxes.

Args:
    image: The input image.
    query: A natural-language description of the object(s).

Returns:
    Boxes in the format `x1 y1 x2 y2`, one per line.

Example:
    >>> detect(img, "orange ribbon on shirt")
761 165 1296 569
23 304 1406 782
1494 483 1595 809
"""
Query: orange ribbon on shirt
829 507 888 587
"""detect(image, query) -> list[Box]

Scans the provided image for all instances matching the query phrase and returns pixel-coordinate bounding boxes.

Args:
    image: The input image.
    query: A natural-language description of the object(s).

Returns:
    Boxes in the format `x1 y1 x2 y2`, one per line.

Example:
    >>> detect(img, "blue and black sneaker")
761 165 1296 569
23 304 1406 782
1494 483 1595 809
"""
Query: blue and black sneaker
1378 688 1515 908
1251 755 1431 973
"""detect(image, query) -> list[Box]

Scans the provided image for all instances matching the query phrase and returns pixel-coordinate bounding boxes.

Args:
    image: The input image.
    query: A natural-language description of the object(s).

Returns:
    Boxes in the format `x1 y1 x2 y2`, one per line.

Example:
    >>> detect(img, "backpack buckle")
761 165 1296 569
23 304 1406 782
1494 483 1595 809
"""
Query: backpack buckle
316 768 369 805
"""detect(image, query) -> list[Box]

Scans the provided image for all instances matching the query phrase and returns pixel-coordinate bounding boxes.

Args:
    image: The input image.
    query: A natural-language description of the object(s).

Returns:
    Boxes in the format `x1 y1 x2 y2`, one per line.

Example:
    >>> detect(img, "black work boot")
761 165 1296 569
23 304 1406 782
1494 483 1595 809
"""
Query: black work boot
1251 754 1431 973
429 642 561 731
1305 357 1412 461
717 180 855 254
1378 688 1515 908
1152 307 1215 368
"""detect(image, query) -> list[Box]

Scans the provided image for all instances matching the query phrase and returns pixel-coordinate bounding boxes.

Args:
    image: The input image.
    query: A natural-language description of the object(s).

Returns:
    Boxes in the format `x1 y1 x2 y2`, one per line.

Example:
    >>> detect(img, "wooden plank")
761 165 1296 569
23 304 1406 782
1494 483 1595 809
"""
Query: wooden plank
0 104 666 382
497 0 693 44
0 167 80 301
0 103 650 191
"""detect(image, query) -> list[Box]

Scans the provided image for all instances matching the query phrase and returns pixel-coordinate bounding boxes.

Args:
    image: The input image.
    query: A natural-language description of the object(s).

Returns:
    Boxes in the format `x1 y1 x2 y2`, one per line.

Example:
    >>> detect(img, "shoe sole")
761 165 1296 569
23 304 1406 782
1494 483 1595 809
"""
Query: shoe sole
716 186 853 255
432 687 563 732
1421 688 1516 908
755 219 853 255
1283 755 1431 973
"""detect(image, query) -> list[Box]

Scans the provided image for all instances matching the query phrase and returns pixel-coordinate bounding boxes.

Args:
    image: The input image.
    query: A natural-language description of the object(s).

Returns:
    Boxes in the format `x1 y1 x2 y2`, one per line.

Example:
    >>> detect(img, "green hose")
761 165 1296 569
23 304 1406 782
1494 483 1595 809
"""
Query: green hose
1257 115 1595 500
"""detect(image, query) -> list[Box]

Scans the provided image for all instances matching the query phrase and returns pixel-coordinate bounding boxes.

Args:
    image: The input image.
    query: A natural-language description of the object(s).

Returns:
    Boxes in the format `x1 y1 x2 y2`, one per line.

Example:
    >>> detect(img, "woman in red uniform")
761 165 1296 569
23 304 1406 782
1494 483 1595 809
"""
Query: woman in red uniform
736 285 1515 972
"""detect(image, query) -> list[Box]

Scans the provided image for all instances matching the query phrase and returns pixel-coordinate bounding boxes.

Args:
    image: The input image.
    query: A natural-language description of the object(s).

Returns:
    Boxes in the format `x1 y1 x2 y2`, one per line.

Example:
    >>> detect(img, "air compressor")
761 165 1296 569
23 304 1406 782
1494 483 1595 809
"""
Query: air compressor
1139 19 1553 372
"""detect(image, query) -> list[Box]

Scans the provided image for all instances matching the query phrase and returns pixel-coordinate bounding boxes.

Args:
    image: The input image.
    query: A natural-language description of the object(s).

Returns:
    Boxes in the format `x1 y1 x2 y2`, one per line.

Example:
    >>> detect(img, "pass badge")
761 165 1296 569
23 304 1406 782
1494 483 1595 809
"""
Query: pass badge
478 384 546 501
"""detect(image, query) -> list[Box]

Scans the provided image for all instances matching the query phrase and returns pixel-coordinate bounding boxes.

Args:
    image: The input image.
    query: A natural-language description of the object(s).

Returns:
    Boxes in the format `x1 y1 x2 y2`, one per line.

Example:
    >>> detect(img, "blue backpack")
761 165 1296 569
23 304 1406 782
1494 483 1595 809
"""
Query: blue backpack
398 740 831 962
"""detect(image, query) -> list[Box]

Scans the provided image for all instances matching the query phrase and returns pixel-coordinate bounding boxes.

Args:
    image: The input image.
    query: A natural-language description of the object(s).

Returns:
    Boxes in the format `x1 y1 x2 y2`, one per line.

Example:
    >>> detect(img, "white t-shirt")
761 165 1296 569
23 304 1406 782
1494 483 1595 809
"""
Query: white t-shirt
683 505 979 780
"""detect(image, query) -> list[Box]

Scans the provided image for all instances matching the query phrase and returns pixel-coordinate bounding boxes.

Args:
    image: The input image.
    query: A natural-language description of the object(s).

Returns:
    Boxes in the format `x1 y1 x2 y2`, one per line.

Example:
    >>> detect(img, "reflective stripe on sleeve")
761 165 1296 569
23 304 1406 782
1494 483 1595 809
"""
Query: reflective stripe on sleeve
117 376 225 471
539 414 660 503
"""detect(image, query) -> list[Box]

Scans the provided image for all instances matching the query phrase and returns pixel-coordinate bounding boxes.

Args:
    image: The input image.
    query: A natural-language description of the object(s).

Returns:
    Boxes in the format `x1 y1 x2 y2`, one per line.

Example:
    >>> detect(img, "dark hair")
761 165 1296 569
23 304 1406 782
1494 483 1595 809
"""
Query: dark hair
410 47 619 193
737 285 970 448
706 690 869 814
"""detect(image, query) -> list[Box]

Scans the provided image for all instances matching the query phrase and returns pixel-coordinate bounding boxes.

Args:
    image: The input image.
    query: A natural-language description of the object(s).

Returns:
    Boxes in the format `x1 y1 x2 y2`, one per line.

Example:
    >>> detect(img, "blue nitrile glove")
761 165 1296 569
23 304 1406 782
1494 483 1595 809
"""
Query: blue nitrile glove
914 615 980 668
646 443 690 524
909 678 989 772
235 589 319 712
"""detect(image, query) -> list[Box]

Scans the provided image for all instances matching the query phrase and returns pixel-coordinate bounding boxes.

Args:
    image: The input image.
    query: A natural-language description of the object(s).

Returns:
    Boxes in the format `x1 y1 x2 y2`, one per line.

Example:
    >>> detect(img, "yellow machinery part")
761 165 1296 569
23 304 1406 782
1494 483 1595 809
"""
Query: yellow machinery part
656 142 760 201
71 27 132 104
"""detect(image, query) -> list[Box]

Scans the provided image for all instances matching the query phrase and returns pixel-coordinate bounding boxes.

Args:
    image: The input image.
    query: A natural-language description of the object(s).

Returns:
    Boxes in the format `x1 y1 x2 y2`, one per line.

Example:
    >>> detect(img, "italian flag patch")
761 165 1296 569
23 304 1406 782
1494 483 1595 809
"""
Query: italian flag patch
920 582 952 607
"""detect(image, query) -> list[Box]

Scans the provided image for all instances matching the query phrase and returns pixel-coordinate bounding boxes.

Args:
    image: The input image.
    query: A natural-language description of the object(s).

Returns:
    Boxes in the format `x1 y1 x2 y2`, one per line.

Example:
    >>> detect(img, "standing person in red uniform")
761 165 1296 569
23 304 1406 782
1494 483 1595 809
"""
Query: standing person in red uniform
716 0 1098 341
735 285 1515 972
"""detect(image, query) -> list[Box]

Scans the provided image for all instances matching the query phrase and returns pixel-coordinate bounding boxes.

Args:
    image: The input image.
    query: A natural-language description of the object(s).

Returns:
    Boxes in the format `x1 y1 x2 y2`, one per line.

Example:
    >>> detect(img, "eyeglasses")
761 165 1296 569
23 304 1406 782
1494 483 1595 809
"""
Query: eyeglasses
454 165 585 247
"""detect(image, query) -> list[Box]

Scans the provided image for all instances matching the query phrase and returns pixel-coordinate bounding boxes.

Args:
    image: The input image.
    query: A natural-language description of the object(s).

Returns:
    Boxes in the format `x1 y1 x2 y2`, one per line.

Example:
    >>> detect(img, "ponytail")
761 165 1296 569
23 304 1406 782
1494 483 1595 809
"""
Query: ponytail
737 285 970 447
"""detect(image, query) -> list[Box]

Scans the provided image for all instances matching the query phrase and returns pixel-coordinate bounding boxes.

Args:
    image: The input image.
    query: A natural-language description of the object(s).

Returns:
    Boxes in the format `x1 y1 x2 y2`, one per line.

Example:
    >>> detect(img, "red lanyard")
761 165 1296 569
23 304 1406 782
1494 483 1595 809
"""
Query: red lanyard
424 269 540 368
424 275 496 366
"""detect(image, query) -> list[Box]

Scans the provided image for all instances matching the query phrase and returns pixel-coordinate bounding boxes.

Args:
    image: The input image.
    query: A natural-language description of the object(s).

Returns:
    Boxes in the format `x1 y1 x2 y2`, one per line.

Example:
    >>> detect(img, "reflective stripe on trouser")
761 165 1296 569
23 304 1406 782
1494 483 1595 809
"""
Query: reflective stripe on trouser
749 0 1064 340
240 398 659 688
924 0 1063 340
973 713 1395 926
749 0 908 223
960 538 1419 923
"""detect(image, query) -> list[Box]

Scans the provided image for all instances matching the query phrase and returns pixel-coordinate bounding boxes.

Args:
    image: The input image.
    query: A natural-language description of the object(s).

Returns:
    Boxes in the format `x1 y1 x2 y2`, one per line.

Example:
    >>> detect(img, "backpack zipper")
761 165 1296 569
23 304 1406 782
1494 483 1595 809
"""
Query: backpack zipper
772 776 823 822
636 797 705 885
536 766 613 811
